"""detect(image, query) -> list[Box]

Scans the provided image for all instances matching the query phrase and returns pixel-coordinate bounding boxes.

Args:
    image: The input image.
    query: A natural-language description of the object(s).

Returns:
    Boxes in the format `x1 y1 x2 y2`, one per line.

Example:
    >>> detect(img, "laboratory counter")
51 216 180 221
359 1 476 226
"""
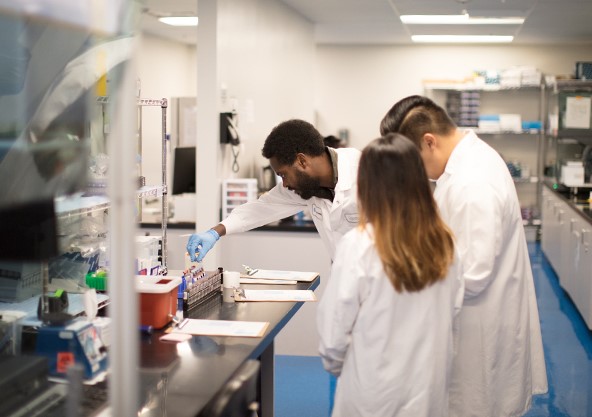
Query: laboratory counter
20 276 320 417
139 276 319 417
544 181 592 225
541 181 592 330
140 218 318 233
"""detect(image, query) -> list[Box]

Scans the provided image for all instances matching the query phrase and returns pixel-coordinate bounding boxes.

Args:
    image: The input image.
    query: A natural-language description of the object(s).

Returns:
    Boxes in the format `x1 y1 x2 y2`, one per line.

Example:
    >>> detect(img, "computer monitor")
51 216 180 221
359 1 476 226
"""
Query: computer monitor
172 147 196 195
0 199 58 261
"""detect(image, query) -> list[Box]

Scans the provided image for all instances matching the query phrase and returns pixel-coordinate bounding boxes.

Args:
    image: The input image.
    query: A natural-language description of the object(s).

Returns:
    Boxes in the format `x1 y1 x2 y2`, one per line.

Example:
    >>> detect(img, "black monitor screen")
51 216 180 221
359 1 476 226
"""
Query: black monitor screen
0 199 58 261
172 147 196 195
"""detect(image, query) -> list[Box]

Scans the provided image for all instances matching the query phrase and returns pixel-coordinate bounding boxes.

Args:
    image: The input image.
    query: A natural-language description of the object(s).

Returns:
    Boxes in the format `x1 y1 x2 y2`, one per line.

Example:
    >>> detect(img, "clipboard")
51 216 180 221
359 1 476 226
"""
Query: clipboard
240 277 298 285
233 289 317 302
171 318 269 338
240 268 318 282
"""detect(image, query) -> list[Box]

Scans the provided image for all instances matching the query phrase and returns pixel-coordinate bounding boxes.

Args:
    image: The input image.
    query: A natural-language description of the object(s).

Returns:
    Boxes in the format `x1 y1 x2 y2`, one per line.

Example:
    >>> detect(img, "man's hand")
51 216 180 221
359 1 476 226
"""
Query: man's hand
186 229 220 262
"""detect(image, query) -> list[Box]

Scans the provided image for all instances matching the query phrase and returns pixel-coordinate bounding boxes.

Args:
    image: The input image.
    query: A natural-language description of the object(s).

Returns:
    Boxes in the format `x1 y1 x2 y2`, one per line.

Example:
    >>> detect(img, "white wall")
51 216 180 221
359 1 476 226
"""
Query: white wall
137 0 316 190
217 0 316 180
315 44 592 150
136 34 197 187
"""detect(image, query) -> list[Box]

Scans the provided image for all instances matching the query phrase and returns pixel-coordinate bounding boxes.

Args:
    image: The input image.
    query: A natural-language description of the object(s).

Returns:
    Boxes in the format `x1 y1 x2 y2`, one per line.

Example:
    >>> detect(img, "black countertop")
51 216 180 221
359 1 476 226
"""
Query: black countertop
254 219 317 233
21 278 320 417
136 277 320 417
140 218 318 233
544 181 592 224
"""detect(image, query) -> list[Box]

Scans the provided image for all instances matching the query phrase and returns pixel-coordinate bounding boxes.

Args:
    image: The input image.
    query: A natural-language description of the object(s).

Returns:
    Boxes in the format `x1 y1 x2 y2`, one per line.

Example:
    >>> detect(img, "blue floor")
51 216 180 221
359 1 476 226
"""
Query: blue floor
275 243 592 417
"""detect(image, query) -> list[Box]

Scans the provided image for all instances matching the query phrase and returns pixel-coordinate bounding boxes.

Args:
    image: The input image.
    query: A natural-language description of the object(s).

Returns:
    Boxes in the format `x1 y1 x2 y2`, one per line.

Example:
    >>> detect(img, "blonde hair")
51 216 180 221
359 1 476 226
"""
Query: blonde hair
358 133 455 292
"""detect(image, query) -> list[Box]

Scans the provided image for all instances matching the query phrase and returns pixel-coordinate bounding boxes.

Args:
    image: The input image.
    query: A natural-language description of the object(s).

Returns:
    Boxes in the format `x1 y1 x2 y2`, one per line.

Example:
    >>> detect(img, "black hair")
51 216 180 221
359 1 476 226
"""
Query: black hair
262 119 325 166
323 135 344 148
380 95 456 148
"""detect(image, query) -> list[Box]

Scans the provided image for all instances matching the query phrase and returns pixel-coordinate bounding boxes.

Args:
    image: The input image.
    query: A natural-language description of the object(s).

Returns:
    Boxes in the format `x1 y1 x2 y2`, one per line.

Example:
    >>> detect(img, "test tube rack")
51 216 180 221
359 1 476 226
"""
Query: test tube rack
182 267 223 312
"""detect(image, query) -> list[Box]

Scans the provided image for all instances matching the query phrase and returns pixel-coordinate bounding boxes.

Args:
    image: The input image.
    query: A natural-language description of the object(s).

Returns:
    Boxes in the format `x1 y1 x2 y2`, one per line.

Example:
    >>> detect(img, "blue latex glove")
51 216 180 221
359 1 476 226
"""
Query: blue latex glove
186 229 220 262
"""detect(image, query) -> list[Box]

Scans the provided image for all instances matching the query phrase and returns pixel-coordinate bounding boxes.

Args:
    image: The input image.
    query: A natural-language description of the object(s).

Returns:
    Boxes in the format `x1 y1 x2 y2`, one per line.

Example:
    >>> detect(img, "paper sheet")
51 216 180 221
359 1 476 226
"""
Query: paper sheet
172 319 269 338
241 269 318 282
235 289 317 302
565 96 591 129
240 277 297 285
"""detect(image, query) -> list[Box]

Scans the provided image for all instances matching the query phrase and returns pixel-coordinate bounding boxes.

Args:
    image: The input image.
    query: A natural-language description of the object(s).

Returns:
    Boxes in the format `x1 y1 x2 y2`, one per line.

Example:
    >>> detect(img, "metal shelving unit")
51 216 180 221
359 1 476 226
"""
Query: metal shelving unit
137 97 169 271
59 97 170 271
425 82 546 240
544 79 592 191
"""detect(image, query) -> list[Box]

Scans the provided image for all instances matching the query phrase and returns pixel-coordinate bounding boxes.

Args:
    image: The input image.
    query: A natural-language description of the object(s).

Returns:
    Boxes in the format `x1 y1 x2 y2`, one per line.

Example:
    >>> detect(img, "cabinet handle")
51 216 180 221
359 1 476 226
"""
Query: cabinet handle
583 229 590 253
570 218 576 232
558 210 564 224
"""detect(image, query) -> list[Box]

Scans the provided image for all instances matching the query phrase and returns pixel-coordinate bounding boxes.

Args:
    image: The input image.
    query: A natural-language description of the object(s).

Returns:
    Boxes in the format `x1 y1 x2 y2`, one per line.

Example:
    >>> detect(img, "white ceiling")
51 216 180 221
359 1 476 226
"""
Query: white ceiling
140 0 592 46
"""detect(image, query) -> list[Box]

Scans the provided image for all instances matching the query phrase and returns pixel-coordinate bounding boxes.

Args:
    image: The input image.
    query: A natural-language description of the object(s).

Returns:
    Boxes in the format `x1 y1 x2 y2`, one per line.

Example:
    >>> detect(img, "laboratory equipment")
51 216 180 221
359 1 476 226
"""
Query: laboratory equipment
35 319 108 380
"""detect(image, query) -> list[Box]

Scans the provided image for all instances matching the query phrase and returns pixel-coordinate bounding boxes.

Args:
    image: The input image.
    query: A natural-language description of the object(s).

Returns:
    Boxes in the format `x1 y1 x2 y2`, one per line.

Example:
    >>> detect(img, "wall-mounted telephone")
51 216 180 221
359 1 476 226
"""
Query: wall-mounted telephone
220 112 240 146
220 112 241 172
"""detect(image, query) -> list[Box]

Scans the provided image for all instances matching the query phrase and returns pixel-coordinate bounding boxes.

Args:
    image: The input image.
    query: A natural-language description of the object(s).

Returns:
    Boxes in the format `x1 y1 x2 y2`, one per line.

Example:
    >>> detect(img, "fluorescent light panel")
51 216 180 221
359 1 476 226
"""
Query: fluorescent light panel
411 35 514 43
401 15 524 25
158 16 198 26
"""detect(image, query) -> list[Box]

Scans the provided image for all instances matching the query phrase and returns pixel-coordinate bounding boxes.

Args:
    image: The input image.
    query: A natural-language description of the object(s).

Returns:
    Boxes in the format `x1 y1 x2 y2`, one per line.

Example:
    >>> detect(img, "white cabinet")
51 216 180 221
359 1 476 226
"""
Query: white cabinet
541 185 592 328
576 223 592 327
541 188 555 260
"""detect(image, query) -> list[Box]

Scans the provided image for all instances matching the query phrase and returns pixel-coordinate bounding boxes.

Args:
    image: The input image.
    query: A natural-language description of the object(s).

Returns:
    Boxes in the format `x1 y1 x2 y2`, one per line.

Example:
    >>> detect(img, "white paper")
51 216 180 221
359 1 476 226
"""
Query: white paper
159 333 192 342
240 278 297 285
242 269 318 282
172 319 269 337
565 96 591 129
236 289 317 302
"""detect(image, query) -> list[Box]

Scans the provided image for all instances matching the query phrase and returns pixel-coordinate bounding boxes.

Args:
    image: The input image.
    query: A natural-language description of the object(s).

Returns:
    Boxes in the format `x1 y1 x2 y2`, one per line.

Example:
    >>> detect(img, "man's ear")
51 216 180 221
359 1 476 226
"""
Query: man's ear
423 133 437 150
295 153 308 168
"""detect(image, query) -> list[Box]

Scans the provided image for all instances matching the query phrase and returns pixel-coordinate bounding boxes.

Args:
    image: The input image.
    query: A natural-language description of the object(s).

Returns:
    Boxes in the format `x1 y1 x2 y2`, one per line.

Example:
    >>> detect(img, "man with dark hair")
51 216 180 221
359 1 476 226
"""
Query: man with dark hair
187 119 361 262
323 135 346 149
380 95 547 417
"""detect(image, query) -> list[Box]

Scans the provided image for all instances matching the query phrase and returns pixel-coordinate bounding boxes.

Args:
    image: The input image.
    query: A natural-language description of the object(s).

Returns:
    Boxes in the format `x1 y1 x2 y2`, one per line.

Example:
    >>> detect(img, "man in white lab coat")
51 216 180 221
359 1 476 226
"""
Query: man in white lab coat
380 95 548 417
186 119 361 262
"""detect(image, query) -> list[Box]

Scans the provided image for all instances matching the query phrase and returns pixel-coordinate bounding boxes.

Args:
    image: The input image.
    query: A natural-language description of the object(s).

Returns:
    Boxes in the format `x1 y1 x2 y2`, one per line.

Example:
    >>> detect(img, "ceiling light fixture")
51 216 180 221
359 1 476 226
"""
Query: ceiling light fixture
158 16 198 26
411 35 514 43
401 14 524 25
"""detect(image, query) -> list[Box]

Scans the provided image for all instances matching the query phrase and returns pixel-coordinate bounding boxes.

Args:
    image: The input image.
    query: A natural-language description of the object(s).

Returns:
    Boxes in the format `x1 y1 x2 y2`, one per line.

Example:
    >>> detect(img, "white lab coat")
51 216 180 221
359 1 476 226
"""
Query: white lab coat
221 147 361 260
318 225 464 417
434 130 548 417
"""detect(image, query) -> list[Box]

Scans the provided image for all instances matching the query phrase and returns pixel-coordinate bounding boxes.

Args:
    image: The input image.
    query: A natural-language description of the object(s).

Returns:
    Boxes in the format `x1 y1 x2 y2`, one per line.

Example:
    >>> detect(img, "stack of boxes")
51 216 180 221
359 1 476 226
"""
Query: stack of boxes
446 90 480 128
0 263 41 302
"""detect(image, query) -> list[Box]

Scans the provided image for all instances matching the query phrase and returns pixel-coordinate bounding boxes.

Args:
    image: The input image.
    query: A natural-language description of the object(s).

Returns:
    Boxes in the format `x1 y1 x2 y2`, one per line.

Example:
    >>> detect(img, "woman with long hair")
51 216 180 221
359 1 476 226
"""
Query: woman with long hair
318 133 464 417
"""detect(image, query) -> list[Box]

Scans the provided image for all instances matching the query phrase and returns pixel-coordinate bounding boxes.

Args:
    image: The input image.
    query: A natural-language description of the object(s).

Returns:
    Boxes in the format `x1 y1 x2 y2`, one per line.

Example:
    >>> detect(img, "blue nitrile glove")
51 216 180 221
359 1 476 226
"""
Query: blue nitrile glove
186 229 220 262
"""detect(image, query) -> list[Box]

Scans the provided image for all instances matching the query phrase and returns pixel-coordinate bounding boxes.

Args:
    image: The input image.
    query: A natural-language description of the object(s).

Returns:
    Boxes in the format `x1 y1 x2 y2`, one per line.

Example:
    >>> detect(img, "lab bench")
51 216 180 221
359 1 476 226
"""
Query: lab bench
541 182 592 329
11 277 320 417
140 217 331 357
138 276 320 417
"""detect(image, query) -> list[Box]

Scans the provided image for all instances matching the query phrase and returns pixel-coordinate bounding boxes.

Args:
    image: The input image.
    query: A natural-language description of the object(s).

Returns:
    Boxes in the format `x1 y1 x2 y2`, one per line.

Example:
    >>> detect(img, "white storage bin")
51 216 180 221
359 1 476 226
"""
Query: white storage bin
222 179 258 219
